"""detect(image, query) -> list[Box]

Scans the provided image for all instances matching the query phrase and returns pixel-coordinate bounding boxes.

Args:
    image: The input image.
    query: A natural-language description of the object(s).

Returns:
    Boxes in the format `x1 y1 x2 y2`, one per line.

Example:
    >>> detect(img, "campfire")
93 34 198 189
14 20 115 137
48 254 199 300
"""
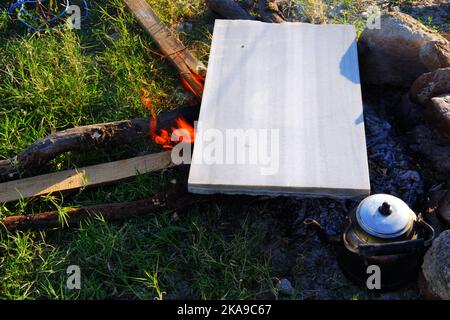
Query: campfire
151 117 195 149
140 89 196 149
180 72 205 99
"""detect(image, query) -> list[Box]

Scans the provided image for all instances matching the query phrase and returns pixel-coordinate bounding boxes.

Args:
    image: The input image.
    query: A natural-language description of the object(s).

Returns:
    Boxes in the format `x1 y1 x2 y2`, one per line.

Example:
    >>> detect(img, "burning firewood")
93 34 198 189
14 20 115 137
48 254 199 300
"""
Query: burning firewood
151 117 196 149
0 105 199 182
122 0 206 98
205 0 256 20
141 91 196 149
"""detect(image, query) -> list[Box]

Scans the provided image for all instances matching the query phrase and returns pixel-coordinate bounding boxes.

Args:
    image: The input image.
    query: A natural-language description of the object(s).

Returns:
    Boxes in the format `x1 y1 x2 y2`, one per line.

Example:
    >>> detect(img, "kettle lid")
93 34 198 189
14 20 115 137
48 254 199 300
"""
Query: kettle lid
356 194 415 239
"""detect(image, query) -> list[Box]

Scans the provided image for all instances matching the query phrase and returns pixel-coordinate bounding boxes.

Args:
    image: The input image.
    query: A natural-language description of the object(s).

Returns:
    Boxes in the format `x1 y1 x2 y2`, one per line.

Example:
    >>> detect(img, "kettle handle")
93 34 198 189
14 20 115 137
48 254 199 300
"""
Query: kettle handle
357 216 435 257
303 218 341 244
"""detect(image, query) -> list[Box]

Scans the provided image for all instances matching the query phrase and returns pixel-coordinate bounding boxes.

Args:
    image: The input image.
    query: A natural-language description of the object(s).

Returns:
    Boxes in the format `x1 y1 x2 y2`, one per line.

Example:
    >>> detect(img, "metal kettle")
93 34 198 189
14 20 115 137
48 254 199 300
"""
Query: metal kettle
305 194 435 289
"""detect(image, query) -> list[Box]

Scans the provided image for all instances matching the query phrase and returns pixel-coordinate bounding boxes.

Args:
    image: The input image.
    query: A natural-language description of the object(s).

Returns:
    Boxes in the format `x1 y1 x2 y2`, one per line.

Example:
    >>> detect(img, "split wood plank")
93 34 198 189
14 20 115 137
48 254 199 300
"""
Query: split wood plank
188 20 370 199
0 151 174 203
122 0 206 97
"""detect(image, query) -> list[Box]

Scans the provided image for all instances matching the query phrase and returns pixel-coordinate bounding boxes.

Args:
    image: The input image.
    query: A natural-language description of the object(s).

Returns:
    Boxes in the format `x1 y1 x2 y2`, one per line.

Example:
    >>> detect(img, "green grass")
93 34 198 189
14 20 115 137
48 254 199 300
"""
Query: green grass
0 0 278 299
0 0 430 300
0 0 204 160
0 208 276 299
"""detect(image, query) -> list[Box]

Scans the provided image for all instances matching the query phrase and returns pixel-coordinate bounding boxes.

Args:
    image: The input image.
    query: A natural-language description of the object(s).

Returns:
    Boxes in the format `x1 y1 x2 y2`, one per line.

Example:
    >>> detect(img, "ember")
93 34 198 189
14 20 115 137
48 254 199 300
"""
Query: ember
181 72 205 98
140 90 195 149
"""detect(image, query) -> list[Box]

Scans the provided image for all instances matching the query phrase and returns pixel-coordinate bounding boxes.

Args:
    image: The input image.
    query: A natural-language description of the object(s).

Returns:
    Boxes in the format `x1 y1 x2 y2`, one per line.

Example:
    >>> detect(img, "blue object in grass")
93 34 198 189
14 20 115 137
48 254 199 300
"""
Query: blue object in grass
4 0 89 31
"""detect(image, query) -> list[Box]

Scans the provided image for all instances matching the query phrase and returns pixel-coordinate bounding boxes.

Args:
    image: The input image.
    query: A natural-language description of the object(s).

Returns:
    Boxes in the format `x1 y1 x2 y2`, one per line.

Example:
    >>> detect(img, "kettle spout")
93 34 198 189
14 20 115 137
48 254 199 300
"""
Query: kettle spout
303 218 341 244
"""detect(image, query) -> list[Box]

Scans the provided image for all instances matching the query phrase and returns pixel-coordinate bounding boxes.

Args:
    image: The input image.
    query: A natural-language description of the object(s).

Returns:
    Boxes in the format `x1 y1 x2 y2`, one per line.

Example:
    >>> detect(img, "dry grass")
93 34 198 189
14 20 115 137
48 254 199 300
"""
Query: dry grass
296 0 327 24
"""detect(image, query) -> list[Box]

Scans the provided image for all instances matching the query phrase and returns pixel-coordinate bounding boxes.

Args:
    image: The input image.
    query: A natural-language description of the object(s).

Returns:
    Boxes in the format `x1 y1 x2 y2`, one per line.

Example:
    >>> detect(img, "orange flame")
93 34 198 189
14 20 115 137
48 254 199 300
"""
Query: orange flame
172 117 195 144
181 72 205 98
140 90 195 149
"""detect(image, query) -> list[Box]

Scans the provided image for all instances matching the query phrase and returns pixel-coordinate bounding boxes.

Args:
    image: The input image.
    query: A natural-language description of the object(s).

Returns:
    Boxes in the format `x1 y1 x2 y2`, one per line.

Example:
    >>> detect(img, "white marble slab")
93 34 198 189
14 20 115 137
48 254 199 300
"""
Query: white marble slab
188 20 370 199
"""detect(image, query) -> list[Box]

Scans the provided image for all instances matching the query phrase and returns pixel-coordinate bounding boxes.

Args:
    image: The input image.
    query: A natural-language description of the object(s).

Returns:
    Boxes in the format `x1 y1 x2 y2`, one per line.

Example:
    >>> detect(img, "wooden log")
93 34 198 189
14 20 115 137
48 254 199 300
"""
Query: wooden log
258 0 285 23
0 105 199 182
205 0 256 20
0 151 175 203
1 189 195 232
122 0 206 97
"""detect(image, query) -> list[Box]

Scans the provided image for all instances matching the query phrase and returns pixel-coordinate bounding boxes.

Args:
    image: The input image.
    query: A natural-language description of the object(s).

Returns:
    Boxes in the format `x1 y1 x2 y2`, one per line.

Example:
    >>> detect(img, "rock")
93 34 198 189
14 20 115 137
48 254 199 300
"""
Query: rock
277 278 294 296
420 40 450 71
421 230 450 300
399 94 425 130
438 190 450 227
427 94 450 141
409 69 450 140
443 33 450 42
423 190 448 237
358 12 449 86
418 270 440 300
410 68 450 105
408 125 450 178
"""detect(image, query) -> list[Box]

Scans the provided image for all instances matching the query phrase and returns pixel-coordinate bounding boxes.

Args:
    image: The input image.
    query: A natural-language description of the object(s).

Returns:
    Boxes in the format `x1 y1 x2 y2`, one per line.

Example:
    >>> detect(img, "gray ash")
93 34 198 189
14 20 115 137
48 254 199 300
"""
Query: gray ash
364 105 424 207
